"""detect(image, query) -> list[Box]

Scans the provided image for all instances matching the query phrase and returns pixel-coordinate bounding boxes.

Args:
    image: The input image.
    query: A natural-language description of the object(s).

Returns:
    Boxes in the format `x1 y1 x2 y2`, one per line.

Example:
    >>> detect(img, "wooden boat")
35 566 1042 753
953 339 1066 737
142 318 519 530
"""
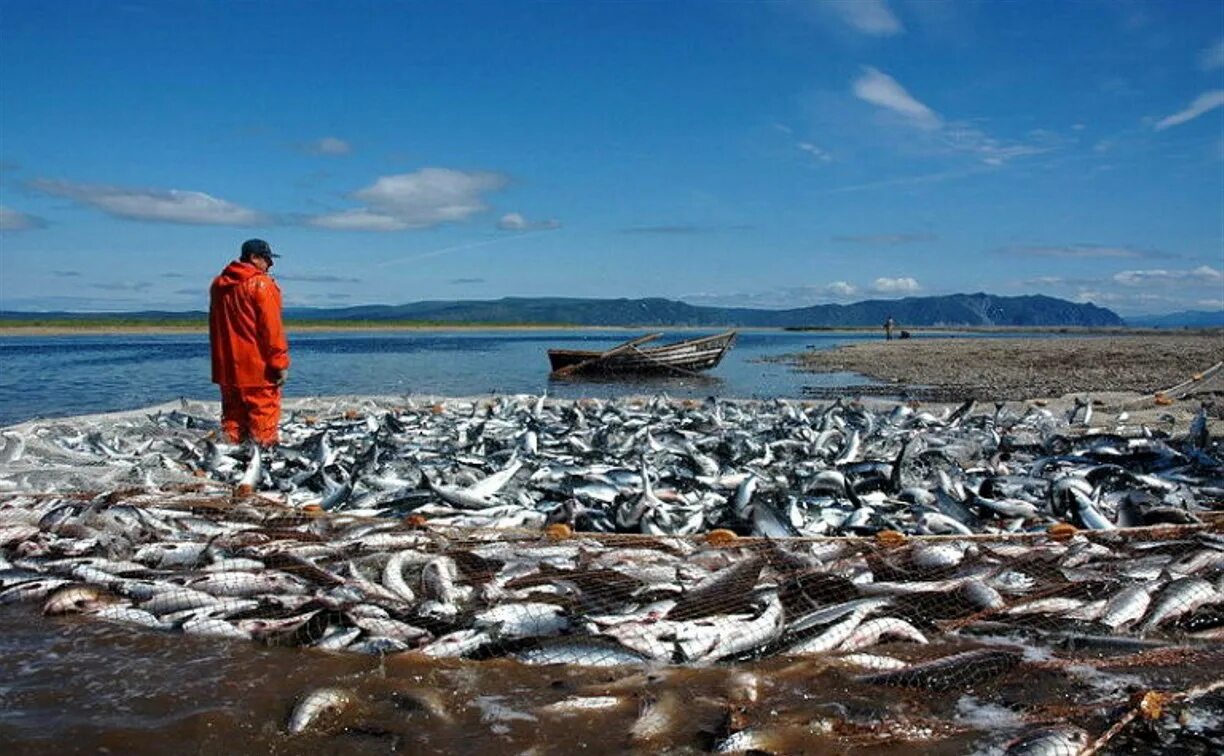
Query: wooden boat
548 330 737 376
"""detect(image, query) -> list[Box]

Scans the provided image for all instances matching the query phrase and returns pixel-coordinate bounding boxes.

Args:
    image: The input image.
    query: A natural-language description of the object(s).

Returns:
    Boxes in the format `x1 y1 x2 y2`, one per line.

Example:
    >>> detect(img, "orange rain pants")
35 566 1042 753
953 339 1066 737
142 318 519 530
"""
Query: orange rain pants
220 385 282 446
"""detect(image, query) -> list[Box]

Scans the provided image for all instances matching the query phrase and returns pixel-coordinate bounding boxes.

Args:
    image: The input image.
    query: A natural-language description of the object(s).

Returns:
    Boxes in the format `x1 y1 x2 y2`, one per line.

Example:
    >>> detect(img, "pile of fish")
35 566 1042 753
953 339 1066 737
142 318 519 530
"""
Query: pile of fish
1 489 1221 660
3 394 1220 538
0 484 1221 749
1 394 1222 749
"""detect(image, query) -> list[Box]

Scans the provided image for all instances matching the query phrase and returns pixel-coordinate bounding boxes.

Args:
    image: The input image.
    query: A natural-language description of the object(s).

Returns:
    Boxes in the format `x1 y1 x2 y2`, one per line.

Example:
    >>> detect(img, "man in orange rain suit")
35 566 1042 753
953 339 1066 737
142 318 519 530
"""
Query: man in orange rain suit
209 239 290 446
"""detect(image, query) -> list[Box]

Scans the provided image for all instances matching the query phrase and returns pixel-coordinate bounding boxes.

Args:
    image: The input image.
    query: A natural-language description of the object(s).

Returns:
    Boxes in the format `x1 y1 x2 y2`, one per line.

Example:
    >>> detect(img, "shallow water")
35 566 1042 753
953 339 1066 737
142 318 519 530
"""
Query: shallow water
0 328 885 427
2 604 1217 755
0 327 1053 428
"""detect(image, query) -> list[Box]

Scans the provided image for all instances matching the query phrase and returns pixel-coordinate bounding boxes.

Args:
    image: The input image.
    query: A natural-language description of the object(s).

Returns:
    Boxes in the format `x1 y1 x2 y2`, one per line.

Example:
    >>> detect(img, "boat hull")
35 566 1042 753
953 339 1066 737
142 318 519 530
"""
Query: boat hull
548 331 736 374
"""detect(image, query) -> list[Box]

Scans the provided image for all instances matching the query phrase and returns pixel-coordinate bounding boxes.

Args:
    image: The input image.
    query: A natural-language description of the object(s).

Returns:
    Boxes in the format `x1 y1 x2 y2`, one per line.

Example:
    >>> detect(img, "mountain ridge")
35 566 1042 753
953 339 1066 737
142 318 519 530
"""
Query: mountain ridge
1123 309 1224 328
0 292 1126 327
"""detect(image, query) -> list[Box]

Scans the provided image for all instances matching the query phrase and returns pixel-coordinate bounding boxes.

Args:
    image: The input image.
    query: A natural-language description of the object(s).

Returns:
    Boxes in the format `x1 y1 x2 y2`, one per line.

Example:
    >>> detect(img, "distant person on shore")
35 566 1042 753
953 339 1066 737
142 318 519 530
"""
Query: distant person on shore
883 315 896 341
209 239 289 446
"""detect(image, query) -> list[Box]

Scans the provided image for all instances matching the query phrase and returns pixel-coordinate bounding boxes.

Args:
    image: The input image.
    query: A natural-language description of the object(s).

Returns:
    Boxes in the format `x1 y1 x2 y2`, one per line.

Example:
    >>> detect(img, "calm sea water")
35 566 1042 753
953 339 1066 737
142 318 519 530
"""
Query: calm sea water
0 328 890 427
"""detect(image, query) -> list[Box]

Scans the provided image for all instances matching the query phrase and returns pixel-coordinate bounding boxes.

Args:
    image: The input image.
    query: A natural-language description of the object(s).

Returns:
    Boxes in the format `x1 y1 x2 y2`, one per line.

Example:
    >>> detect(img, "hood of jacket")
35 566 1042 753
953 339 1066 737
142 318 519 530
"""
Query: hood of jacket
214 260 267 290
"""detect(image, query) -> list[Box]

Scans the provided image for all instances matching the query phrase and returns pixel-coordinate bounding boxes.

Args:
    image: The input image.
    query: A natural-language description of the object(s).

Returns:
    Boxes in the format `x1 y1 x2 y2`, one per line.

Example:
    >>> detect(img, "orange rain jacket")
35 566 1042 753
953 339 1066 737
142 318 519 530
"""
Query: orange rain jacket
209 261 290 386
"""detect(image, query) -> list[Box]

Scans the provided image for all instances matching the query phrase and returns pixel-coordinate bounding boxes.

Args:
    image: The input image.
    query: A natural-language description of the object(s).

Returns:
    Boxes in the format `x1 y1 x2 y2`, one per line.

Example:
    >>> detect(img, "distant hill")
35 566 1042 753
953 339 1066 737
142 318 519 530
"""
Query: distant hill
0 292 1124 327
279 293 1123 327
1125 310 1224 328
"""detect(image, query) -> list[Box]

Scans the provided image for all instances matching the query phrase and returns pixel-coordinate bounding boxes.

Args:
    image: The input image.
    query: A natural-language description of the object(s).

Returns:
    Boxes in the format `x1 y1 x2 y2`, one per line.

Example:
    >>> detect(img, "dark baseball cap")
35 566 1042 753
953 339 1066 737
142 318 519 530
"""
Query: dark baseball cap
241 238 280 259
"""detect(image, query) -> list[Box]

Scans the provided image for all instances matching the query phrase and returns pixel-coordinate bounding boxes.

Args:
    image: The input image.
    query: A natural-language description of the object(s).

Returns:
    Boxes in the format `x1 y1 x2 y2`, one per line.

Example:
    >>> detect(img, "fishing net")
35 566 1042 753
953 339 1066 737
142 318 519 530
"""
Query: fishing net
1 394 1222 753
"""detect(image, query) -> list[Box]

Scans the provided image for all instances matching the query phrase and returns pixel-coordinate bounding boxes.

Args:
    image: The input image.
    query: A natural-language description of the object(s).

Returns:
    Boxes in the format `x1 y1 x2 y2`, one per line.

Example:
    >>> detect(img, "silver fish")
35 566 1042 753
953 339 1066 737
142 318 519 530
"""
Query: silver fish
287 687 354 734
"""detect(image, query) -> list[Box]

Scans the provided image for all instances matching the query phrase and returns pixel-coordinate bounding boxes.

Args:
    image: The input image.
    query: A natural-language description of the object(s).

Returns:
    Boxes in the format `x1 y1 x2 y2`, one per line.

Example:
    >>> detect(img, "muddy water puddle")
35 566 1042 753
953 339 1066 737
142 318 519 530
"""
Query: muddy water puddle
3 607 1221 754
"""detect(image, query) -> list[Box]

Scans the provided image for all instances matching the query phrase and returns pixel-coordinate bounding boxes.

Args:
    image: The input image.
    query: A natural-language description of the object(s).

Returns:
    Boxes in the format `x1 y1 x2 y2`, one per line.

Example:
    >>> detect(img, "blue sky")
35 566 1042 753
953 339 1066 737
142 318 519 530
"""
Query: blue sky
1 0 1221 316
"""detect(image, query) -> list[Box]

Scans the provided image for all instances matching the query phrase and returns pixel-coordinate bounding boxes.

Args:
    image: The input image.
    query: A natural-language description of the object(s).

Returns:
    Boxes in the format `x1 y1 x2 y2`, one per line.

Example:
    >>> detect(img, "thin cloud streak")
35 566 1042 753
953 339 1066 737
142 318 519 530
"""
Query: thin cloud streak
303 136 352 155
853 67 941 129
0 205 46 231
91 281 152 292
825 0 903 37
497 212 561 231
849 69 1062 166
833 232 937 245
1154 90 1224 131
28 179 265 226
825 167 987 194
618 224 755 234
797 142 832 161
999 244 1171 259
1112 265 1222 286
373 230 549 268
620 225 705 234
1199 39 1224 71
276 273 362 284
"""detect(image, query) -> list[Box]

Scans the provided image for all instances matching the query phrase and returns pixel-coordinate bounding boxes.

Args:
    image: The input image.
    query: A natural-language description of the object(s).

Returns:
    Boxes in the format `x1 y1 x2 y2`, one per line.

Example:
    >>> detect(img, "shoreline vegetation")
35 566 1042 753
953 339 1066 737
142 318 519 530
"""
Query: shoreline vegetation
0 319 1220 337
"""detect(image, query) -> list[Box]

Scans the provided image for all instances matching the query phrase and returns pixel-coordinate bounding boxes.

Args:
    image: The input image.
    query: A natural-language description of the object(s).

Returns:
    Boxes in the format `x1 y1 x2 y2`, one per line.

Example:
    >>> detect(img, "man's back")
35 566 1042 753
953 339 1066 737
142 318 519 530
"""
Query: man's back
209 260 288 386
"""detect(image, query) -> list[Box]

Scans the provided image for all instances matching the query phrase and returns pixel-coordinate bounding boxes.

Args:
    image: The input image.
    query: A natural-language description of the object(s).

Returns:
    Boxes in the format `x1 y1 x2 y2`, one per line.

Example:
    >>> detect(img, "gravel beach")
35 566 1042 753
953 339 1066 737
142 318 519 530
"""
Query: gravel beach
790 333 1224 405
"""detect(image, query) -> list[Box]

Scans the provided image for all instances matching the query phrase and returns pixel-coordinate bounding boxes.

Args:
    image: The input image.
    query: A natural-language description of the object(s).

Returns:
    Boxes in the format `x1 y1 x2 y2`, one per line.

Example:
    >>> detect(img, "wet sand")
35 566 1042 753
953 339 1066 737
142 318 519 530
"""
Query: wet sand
790 334 1224 404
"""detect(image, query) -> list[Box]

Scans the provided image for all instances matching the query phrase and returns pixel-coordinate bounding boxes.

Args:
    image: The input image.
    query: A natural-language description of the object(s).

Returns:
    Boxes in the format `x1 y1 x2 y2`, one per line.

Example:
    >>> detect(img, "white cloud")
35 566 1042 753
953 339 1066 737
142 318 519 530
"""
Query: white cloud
1112 266 1223 286
28 179 264 225
1200 39 1224 71
1073 289 1166 307
853 67 941 130
825 281 858 298
825 0 903 37
682 281 862 308
308 167 508 231
497 212 528 230
1154 90 1224 131
1020 276 1067 286
871 276 921 294
0 205 44 231
308 209 409 231
844 70 1063 167
497 212 561 231
797 142 832 161
304 136 352 156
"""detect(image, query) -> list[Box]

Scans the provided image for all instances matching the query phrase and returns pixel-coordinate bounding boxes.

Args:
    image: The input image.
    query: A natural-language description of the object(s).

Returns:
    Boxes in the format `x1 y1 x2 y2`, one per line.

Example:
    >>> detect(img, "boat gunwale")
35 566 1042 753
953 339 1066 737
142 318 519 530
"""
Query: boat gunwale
547 330 737 360
547 330 737 373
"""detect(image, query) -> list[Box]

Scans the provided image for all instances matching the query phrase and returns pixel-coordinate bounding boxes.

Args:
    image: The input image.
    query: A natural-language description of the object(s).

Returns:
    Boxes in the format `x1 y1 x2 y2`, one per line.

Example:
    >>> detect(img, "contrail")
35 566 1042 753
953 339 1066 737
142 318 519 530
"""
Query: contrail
374 231 548 268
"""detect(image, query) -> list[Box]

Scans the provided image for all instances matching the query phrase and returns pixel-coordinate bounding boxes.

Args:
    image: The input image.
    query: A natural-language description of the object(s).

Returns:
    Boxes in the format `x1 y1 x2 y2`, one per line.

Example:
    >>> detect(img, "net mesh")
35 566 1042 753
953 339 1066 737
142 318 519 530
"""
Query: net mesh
1 393 1221 752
